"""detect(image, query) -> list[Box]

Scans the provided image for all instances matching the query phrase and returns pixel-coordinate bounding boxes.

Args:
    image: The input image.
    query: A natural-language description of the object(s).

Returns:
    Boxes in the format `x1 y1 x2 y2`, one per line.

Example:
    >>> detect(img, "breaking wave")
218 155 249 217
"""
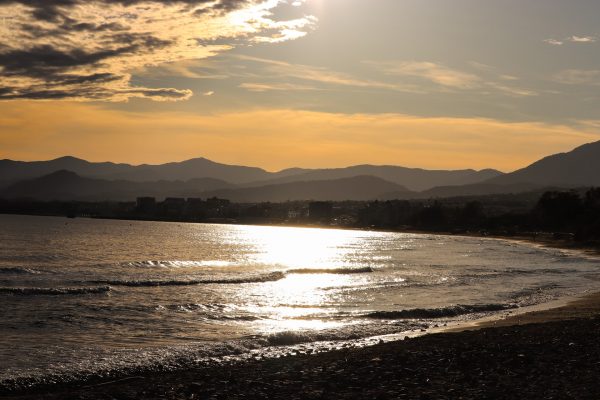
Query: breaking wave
363 303 518 320
0 286 111 296
123 260 232 269
95 272 286 287
287 267 374 274
0 267 41 275
93 267 375 288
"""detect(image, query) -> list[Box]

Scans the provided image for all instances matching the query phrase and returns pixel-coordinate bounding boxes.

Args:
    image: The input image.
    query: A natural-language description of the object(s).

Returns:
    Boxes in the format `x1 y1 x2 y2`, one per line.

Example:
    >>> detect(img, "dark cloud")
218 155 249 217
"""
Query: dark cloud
0 0 253 21
0 0 314 101
0 45 137 78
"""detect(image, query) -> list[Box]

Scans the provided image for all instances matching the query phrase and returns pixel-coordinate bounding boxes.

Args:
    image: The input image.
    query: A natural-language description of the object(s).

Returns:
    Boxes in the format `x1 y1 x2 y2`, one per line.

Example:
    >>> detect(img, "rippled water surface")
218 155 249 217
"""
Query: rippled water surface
0 214 599 386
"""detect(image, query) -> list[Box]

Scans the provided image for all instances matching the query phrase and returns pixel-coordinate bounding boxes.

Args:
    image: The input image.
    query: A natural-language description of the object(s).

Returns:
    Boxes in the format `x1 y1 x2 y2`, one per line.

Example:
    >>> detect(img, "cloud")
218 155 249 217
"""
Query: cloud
2 103 598 171
568 35 597 43
553 69 600 86
370 61 481 89
239 82 319 92
544 38 564 46
367 61 537 97
0 0 316 101
544 35 597 46
235 55 424 93
233 57 536 97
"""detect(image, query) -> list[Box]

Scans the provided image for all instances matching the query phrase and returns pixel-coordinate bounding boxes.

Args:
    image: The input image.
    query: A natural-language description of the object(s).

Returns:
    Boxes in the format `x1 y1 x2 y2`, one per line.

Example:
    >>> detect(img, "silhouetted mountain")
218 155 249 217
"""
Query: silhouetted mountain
102 158 272 183
0 170 234 201
0 157 501 190
246 166 502 191
485 140 600 187
416 182 541 199
0 156 274 185
0 156 133 185
202 176 412 202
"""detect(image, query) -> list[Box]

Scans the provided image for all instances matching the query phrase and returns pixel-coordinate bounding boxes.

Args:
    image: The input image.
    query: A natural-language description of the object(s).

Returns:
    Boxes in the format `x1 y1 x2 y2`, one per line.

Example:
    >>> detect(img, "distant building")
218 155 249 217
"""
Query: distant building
309 201 333 221
287 209 302 219
186 198 204 207
206 197 230 209
136 197 156 214
163 197 186 215
185 198 206 218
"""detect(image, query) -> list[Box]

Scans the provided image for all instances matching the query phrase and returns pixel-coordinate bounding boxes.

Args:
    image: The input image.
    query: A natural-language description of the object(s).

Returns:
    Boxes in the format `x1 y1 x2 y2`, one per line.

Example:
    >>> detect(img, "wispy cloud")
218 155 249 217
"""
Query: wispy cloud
0 0 317 101
553 69 600 85
366 61 537 97
569 35 597 43
239 82 320 92
3 103 598 171
544 38 564 46
234 57 537 97
235 55 424 93
544 35 597 46
368 61 481 89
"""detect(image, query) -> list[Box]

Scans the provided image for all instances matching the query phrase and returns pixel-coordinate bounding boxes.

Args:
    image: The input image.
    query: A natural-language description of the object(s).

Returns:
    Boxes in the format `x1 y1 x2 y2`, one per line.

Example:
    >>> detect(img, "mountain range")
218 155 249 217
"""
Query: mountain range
1 140 599 202
0 155 501 191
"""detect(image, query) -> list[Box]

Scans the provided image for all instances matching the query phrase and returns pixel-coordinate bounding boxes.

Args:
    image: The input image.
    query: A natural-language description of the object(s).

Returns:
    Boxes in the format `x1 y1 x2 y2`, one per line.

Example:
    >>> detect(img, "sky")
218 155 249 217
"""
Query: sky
1 0 599 172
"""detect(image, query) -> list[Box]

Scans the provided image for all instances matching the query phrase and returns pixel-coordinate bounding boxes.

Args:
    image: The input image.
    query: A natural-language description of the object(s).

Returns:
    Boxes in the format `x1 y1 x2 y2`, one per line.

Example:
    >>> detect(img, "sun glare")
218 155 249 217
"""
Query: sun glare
231 225 376 333
242 225 362 269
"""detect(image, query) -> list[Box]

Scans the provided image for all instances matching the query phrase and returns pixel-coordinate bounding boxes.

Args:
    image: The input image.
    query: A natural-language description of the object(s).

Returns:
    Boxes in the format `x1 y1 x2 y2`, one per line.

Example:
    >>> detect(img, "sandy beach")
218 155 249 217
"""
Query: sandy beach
2 289 599 400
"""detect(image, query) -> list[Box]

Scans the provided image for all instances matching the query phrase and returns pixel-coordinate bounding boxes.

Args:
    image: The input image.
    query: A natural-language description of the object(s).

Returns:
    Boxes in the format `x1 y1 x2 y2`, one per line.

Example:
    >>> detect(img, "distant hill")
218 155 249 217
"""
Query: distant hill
0 156 502 191
0 171 409 202
485 140 600 187
0 156 275 185
246 165 502 192
416 182 541 199
203 176 412 202
0 170 235 201
376 141 600 200
5 140 599 202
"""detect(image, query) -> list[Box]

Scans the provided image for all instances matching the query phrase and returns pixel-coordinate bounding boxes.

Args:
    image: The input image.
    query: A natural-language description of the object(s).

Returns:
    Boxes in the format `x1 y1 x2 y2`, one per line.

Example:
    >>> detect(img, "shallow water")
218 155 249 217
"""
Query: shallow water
0 214 598 388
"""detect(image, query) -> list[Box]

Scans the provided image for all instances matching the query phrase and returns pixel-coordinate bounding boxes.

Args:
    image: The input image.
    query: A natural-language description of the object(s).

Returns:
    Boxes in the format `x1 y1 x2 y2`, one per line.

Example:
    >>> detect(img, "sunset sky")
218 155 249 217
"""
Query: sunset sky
1 0 599 171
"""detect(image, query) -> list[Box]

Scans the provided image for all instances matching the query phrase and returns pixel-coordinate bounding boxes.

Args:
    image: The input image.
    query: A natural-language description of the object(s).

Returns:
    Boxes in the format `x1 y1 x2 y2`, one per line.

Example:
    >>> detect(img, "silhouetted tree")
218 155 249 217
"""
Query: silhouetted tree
415 201 447 230
535 191 583 230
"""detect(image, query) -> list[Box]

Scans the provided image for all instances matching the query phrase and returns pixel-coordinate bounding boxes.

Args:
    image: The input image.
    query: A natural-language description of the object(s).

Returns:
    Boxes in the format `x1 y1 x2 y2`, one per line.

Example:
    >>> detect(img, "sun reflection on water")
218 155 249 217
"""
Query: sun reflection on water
239 225 370 269
228 225 385 333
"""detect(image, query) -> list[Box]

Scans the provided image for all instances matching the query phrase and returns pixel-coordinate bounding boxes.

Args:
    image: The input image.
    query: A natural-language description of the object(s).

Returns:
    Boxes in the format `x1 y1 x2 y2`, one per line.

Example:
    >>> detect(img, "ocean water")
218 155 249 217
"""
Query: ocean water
0 214 599 389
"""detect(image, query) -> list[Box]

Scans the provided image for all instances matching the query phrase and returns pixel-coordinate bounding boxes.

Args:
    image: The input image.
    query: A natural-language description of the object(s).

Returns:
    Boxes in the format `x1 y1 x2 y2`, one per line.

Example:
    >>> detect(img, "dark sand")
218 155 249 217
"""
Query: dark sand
3 292 600 400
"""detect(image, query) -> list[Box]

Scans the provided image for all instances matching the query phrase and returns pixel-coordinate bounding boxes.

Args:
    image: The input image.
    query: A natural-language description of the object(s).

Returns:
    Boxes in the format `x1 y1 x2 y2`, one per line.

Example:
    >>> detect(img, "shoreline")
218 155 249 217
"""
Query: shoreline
3 212 599 256
4 291 600 399
2 214 599 398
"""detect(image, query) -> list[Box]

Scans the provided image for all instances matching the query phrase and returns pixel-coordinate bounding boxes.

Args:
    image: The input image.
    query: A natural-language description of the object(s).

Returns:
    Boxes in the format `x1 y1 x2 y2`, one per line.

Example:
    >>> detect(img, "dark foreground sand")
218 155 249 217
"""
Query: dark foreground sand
3 293 600 400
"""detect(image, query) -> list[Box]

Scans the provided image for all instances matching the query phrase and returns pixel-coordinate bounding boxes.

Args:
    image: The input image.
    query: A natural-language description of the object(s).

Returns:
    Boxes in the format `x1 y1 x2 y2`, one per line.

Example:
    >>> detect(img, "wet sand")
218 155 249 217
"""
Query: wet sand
3 291 600 400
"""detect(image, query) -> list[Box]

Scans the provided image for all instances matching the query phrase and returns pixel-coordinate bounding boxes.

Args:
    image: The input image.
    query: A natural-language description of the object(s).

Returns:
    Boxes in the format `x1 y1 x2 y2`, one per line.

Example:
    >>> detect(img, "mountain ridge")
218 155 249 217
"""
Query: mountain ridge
3 139 600 202
0 156 503 192
0 171 410 202
484 140 600 187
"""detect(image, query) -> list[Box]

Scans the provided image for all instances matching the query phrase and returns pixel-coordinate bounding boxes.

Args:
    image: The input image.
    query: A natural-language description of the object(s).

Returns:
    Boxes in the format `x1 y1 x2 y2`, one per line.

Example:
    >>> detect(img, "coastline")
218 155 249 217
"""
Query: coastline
4 291 600 400
2 215 599 399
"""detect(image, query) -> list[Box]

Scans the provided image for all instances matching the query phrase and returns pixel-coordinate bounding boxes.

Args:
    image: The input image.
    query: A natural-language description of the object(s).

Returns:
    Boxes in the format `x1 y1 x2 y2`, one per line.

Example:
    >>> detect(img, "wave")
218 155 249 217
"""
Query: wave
123 260 231 269
287 267 373 275
0 286 111 296
504 268 579 275
363 303 518 320
156 303 261 321
0 267 41 275
95 272 286 287
94 267 374 288
0 321 419 393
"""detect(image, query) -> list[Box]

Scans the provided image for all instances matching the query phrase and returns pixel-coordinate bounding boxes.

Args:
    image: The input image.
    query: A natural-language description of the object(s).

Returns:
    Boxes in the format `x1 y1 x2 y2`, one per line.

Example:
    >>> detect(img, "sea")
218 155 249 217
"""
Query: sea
1 214 599 390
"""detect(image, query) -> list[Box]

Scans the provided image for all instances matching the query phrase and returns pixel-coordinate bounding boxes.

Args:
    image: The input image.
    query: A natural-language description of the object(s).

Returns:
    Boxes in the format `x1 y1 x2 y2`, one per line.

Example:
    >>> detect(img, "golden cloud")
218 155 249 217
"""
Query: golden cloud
1 102 598 171
0 0 316 101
